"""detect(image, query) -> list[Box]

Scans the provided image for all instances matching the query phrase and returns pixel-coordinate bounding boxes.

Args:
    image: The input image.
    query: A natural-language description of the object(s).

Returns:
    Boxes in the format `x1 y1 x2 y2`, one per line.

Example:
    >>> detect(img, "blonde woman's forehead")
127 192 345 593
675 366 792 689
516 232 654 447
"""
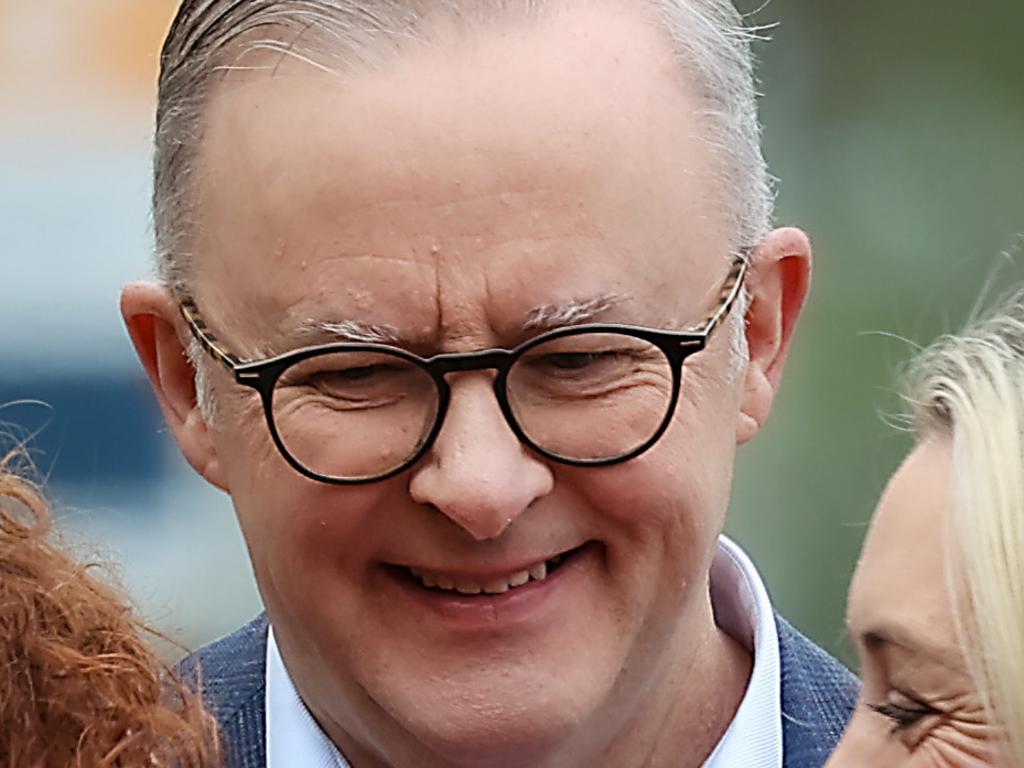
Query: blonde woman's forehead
846 438 963 663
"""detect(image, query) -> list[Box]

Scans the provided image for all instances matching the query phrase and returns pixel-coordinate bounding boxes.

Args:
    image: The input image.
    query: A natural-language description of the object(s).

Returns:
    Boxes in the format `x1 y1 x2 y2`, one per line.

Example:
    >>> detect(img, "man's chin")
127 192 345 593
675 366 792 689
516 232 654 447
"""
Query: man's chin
378 693 594 768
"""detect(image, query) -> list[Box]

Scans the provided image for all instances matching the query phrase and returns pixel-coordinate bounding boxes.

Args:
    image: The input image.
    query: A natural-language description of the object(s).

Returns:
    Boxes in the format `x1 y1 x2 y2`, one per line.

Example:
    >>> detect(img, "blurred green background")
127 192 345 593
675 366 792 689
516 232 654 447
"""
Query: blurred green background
731 0 1024 663
0 1 1021 664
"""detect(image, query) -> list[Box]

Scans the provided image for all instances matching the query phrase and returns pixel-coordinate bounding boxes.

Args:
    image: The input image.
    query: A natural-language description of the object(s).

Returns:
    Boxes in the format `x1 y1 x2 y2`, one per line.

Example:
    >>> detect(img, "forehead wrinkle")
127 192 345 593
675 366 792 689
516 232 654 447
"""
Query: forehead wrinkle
523 294 630 331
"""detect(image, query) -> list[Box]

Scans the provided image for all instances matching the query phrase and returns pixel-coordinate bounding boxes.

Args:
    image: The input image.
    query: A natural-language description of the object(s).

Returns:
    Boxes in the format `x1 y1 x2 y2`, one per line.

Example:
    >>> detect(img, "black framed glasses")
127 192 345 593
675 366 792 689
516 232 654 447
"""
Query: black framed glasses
178 253 748 484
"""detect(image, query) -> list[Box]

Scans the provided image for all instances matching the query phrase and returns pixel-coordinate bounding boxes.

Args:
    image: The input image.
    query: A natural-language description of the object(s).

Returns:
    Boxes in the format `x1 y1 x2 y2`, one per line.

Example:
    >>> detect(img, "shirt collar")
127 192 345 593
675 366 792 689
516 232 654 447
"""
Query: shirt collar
266 535 781 768
266 628 349 768
702 535 783 768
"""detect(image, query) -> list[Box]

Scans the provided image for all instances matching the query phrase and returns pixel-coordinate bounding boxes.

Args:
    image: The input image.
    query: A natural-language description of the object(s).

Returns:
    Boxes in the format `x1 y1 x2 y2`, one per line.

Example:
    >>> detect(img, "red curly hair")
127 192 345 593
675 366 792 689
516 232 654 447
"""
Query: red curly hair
0 456 221 768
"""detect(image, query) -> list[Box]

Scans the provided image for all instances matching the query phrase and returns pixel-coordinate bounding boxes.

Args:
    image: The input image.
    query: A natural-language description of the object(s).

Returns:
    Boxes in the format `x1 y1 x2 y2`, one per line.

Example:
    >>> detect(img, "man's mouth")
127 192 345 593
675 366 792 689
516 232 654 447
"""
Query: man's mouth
398 545 585 596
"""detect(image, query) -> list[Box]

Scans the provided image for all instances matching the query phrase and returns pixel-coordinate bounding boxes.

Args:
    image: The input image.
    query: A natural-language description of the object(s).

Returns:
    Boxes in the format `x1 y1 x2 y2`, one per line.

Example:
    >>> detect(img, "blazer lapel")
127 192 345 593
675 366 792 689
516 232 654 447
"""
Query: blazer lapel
180 614 270 768
777 615 859 768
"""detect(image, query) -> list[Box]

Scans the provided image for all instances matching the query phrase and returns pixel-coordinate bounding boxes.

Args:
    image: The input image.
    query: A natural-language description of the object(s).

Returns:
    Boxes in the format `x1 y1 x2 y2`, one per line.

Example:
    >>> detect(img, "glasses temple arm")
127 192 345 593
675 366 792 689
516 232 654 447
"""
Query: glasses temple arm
692 253 749 337
178 297 244 372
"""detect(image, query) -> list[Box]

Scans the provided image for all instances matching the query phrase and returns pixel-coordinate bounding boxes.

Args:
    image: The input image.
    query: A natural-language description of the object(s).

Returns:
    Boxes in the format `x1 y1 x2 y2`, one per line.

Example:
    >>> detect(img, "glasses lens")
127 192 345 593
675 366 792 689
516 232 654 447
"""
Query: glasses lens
507 332 675 462
270 350 439 481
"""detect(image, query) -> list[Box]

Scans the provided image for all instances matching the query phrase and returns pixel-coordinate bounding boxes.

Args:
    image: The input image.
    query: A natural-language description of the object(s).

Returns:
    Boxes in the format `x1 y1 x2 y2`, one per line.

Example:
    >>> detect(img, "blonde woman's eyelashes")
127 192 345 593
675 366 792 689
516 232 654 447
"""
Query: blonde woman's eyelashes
869 690 943 735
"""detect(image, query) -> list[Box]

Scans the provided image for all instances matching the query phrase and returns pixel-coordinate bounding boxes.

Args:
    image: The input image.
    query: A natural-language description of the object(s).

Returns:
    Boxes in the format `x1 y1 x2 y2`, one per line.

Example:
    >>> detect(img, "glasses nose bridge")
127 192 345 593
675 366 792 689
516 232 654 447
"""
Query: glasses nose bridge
424 347 521 455
428 347 515 379
427 348 517 433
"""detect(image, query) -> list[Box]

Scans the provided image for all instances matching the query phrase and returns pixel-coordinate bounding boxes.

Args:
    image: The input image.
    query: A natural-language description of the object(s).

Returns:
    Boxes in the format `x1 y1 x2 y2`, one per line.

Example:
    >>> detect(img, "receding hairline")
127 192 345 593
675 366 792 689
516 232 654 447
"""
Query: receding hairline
155 0 773 291
198 0 702 138
199 0 680 76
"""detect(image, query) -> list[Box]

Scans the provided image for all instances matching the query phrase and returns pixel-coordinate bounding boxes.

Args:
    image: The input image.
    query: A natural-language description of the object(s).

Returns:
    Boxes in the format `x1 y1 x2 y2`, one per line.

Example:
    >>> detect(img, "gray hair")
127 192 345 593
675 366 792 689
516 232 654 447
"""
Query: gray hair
153 0 773 292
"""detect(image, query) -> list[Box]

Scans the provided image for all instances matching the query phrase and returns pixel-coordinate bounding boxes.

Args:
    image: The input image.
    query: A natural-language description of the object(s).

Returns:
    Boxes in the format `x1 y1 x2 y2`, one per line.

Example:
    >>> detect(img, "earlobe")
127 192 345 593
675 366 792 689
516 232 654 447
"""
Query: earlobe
736 228 812 445
736 372 771 444
120 283 229 491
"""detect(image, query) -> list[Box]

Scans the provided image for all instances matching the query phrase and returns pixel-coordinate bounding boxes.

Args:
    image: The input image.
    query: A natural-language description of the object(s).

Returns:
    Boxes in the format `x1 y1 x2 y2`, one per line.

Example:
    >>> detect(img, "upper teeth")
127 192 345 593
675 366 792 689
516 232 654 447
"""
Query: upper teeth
409 556 562 595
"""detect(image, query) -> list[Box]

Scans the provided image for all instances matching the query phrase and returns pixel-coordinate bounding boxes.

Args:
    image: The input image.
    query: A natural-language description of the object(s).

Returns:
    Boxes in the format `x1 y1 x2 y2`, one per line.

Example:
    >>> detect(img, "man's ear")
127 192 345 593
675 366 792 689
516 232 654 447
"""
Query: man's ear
736 227 812 445
121 282 229 490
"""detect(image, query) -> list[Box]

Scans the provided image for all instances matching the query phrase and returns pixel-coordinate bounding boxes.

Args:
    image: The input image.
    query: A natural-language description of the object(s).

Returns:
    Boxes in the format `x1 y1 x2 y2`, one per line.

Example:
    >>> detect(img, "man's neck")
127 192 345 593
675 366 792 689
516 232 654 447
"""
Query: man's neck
591 619 752 768
652 627 752 767
320 608 752 768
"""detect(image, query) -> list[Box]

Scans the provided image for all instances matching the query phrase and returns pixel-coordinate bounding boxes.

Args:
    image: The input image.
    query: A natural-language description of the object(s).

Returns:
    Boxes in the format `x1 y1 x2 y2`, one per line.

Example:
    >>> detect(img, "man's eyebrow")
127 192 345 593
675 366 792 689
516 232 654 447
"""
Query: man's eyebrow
268 296 629 353
522 294 631 332
281 318 402 348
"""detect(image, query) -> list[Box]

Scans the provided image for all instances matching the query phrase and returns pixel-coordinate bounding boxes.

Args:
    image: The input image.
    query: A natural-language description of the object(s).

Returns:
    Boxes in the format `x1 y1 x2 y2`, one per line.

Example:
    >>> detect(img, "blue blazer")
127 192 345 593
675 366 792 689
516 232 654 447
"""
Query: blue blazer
183 613 857 768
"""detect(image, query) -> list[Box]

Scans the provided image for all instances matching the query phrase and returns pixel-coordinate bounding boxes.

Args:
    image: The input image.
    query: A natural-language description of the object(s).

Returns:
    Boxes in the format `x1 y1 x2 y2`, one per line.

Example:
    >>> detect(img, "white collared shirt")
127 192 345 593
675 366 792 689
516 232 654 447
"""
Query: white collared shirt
266 535 782 768
703 536 782 767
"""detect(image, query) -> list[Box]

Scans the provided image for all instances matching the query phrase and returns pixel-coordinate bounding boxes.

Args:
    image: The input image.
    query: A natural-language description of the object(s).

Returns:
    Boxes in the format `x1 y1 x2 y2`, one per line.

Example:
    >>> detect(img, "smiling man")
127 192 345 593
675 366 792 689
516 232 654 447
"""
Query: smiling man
123 2 857 767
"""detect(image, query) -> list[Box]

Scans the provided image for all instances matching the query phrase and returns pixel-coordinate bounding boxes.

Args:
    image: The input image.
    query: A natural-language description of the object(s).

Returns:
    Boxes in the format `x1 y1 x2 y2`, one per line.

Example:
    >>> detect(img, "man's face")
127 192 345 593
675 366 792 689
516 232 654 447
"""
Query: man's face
187 4 760 764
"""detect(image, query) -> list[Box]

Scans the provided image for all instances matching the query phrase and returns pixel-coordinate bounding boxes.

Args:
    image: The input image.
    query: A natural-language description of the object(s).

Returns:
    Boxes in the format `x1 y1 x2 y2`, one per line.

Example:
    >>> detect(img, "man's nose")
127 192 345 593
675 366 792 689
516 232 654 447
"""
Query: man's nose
408 374 554 541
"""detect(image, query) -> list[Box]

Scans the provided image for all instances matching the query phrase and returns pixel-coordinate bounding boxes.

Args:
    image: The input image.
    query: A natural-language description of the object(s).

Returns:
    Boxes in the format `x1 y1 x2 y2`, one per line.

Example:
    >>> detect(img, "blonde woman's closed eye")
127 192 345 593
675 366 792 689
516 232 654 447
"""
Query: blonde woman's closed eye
868 688 945 748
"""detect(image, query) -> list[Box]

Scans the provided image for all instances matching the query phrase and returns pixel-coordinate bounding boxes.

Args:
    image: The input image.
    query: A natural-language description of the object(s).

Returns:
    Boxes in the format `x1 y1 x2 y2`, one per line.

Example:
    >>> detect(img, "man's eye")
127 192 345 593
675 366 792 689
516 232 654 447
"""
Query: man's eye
319 365 387 382
869 695 942 734
537 352 614 370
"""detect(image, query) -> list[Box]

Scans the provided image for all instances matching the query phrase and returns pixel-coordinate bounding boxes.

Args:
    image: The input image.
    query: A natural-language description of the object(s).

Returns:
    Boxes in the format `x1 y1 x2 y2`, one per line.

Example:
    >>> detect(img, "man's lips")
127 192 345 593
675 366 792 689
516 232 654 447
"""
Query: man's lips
384 543 590 597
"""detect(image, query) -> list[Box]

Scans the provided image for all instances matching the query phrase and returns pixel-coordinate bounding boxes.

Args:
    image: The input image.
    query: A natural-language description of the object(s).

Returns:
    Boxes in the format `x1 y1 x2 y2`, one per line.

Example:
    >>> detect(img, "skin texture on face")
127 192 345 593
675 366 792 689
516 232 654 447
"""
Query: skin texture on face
122 3 811 767
828 438 1004 768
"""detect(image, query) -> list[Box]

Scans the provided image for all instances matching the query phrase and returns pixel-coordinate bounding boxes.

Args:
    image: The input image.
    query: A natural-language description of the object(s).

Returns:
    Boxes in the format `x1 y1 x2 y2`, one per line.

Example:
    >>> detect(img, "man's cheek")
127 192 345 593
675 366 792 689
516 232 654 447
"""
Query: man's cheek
213 404 282 487
570 457 706 535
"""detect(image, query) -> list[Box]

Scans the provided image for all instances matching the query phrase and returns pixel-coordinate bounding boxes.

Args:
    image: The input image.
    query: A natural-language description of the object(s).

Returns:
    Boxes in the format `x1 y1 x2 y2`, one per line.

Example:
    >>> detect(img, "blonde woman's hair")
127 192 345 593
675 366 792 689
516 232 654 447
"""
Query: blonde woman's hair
904 292 1024 766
